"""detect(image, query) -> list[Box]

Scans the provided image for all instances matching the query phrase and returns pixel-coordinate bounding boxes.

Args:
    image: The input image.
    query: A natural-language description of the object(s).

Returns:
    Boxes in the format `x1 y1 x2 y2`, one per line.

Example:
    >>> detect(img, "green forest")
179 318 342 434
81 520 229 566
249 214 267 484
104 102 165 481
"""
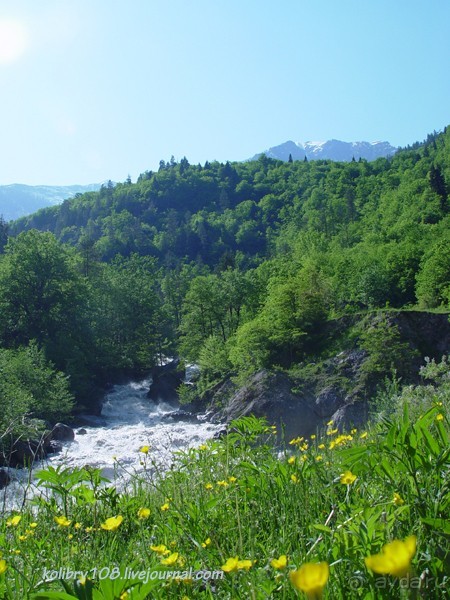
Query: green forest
1 128 449 439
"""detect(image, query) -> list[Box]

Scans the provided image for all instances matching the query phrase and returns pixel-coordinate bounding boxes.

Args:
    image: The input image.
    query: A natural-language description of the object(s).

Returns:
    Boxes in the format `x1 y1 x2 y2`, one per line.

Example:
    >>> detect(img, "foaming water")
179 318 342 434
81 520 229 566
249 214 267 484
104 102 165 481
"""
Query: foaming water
1 378 221 511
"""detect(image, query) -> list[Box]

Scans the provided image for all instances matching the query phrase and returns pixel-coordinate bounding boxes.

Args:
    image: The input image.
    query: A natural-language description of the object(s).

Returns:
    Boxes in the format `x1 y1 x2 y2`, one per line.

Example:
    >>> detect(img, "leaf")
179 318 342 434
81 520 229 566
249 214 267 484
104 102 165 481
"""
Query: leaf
312 524 332 534
31 593 79 600
378 457 395 481
420 427 440 456
421 517 450 534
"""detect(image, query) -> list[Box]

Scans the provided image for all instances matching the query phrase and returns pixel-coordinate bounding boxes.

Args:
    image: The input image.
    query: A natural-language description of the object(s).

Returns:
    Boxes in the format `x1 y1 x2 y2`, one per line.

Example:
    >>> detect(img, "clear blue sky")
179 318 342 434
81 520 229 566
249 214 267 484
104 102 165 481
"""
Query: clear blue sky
0 0 449 185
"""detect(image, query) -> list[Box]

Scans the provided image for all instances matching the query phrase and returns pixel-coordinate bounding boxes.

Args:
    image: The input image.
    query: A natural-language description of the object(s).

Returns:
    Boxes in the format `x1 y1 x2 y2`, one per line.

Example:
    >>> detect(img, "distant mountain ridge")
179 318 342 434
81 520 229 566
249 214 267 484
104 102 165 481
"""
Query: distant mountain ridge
0 183 102 222
251 139 398 162
1 138 397 222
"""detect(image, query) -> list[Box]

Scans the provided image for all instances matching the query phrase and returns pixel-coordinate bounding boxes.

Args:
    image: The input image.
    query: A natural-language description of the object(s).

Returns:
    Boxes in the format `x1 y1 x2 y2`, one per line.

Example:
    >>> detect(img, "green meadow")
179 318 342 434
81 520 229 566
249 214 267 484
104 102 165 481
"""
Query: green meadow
1 357 448 600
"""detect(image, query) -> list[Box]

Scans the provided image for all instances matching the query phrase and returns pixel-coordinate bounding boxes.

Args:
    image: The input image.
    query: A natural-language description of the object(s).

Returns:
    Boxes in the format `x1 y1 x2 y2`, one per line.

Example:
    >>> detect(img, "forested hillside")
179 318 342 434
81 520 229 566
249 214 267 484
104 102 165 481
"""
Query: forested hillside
1 128 449 434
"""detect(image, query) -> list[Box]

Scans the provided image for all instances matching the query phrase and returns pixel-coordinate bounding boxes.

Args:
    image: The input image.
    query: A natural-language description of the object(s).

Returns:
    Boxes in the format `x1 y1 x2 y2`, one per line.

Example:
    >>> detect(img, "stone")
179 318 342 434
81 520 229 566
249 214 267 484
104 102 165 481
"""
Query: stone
0 468 11 489
148 359 185 405
51 423 75 442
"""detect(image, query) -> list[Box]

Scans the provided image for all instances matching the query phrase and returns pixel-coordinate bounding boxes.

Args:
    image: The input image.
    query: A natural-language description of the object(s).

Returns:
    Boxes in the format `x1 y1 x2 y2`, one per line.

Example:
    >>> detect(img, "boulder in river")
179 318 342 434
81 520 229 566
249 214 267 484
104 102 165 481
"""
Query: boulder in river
160 410 200 423
51 423 75 442
0 468 11 489
148 359 185 405
4 439 48 468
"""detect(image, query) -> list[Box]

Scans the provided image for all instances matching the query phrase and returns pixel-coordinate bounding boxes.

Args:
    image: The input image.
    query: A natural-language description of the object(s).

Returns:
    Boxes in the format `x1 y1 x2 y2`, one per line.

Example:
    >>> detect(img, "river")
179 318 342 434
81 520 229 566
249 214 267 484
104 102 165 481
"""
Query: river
1 376 221 511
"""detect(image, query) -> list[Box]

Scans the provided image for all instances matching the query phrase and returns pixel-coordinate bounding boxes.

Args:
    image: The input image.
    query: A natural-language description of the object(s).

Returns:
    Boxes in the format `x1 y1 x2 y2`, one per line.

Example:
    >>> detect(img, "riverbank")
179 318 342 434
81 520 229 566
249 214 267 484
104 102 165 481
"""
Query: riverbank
0 356 448 599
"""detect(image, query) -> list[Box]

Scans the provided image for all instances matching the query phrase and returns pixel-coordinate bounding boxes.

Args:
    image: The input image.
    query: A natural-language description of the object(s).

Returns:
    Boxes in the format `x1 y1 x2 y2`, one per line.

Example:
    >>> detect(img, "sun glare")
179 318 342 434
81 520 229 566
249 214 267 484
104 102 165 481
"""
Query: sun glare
0 18 28 64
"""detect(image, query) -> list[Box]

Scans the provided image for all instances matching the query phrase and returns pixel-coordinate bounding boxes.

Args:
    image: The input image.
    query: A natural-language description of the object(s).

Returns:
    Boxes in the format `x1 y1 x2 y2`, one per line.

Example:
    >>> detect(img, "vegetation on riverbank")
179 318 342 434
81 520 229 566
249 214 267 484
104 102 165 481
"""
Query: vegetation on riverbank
0 128 449 432
0 357 448 599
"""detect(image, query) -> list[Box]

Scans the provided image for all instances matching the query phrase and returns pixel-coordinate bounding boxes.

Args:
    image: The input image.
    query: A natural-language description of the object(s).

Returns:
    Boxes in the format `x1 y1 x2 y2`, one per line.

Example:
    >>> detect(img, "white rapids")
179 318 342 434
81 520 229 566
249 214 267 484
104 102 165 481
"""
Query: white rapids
1 377 221 511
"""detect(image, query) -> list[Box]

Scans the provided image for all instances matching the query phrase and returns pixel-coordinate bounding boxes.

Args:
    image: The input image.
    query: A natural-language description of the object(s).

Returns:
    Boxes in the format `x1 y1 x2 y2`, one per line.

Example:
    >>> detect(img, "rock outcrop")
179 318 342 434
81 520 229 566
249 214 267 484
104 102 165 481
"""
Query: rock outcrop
204 311 449 440
207 357 367 441
0 423 75 469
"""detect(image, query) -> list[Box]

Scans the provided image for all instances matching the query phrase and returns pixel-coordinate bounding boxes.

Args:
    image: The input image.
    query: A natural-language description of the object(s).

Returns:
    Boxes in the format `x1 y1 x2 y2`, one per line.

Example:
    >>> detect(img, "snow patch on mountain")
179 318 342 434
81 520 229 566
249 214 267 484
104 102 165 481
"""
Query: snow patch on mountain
251 139 398 163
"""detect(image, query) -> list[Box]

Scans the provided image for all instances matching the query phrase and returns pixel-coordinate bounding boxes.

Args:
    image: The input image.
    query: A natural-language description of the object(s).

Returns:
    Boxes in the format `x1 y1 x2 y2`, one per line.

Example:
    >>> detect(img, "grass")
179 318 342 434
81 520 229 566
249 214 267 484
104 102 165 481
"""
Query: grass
0 358 449 599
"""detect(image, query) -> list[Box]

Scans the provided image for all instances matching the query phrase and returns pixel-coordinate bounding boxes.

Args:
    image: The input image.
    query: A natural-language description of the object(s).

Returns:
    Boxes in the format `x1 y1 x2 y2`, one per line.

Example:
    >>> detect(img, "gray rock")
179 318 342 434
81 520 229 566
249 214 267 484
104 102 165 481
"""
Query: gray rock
0 468 11 489
148 360 184 405
315 386 346 417
51 423 75 442
160 411 199 423
46 440 63 454
210 370 322 441
5 439 47 468
331 401 370 431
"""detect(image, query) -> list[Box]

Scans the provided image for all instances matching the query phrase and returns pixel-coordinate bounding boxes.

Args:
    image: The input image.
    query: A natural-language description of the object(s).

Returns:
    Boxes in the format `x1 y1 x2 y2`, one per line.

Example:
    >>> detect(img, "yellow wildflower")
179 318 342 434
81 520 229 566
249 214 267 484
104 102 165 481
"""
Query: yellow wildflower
221 557 239 572
315 455 323 461
360 432 368 439
74 522 81 529
318 443 325 449
288 456 296 465
393 492 405 506
6 515 21 527
29 522 38 528
340 470 357 485
327 420 333 426
120 592 129 600
137 507 151 519
221 556 252 571
365 535 416 578
290 561 329 599
198 444 207 451
436 413 444 422
54 516 71 527
161 552 179 566
85 526 93 533
270 555 287 570
289 436 304 446
228 476 237 483
139 445 150 454
160 503 170 511
201 538 211 548
0 560 7 575
291 474 298 484
237 559 252 570
18 535 27 542
150 544 170 556
100 515 123 531
205 483 213 490
217 480 229 487
310 434 316 440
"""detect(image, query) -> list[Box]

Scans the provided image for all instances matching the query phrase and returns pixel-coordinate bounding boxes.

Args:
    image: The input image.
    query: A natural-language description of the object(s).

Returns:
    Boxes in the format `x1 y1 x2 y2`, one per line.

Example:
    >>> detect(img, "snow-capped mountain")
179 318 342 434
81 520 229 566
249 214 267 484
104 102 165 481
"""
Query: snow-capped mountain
0 183 102 222
251 139 398 163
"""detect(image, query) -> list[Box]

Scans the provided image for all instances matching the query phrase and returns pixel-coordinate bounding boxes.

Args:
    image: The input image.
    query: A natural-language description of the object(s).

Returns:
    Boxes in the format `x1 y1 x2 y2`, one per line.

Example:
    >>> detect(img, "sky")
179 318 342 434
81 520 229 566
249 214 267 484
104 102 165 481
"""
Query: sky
0 0 449 186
